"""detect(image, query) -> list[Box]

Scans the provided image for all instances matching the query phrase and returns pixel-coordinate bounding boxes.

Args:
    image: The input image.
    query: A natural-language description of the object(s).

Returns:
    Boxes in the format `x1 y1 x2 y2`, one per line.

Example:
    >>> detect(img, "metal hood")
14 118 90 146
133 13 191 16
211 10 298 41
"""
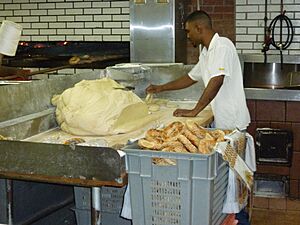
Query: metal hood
130 0 190 63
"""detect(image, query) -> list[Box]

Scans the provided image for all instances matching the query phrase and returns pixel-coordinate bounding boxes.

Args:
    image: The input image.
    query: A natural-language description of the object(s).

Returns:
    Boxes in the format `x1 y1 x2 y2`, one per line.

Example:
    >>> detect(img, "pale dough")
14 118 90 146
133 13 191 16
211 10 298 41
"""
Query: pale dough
166 102 178 108
153 99 168 105
145 93 153 104
51 78 150 136
148 103 160 112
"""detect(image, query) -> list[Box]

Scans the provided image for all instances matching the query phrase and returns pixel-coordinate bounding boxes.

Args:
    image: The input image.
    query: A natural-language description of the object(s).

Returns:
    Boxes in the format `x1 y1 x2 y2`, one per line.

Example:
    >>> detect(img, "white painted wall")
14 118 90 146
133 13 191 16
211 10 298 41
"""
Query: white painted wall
0 0 130 42
235 0 300 55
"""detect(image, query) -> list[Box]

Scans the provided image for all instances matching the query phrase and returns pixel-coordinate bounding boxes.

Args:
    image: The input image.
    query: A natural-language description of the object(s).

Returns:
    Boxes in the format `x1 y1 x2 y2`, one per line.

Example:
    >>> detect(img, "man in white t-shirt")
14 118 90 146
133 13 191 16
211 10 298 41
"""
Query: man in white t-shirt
146 11 250 131
146 11 251 225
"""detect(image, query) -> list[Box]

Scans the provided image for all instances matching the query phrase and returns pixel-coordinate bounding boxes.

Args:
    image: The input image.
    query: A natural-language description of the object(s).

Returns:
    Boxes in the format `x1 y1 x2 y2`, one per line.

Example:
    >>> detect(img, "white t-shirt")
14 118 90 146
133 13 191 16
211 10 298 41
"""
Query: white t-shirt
188 33 250 130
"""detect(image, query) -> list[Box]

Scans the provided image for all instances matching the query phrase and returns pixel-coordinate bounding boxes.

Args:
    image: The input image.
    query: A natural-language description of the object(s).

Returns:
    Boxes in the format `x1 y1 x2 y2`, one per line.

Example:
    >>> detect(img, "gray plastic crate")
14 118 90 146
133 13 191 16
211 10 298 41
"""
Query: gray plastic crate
101 186 126 214
102 212 132 225
123 143 229 225
74 187 91 210
74 209 131 225
74 186 131 225
74 208 91 225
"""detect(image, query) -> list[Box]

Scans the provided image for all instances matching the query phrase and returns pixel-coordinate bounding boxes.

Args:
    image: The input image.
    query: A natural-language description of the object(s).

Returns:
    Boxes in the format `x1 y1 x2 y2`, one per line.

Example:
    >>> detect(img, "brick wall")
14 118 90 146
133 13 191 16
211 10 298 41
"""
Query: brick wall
187 0 235 64
0 0 130 42
236 0 300 55
4 1 299 63
0 0 235 64
247 99 300 199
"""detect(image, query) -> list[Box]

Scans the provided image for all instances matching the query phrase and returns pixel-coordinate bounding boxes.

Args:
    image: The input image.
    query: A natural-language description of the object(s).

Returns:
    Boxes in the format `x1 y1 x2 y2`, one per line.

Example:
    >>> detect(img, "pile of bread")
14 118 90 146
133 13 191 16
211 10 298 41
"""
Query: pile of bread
138 120 231 165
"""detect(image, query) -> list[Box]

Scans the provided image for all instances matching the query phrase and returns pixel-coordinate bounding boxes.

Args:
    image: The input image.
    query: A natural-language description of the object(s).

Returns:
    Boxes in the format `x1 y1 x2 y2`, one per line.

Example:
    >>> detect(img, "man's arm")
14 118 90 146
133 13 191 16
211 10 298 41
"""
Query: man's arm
173 75 224 117
146 74 197 94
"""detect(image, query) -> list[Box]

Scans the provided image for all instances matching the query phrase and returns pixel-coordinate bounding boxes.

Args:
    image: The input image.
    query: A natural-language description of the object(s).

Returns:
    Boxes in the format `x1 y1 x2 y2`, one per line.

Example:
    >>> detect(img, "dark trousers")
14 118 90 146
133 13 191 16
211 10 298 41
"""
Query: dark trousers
236 209 250 225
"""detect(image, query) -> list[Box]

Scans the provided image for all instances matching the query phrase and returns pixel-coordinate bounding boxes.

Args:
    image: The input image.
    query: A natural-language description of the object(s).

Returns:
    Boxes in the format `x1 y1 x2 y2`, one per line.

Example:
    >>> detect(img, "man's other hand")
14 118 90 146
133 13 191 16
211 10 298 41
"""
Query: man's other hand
146 84 163 94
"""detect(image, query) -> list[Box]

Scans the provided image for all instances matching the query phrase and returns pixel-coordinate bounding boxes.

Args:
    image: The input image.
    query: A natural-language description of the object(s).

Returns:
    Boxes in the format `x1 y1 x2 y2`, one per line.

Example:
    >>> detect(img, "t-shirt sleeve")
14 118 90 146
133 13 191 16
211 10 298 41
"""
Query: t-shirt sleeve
188 61 202 81
208 46 232 79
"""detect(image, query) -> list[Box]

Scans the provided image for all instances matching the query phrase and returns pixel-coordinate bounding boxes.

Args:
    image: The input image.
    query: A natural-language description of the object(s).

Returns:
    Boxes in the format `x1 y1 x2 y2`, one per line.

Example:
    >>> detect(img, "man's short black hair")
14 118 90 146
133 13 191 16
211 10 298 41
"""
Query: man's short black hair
185 10 212 29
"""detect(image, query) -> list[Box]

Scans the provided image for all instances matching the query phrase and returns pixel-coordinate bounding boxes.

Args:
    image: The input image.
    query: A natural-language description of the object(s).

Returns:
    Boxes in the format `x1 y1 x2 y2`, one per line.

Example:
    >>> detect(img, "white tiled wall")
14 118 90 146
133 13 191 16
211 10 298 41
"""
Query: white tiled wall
0 0 130 42
236 0 300 55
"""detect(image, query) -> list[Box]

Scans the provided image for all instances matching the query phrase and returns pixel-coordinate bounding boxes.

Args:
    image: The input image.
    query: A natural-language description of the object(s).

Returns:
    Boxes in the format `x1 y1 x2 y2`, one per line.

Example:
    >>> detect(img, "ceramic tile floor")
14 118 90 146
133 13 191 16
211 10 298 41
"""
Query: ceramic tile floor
251 208 300 225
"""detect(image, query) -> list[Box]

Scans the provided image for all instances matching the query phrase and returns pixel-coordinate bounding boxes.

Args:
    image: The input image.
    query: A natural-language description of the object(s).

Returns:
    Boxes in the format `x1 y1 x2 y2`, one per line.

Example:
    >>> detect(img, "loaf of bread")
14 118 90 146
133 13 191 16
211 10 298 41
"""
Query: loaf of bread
138 120 230 165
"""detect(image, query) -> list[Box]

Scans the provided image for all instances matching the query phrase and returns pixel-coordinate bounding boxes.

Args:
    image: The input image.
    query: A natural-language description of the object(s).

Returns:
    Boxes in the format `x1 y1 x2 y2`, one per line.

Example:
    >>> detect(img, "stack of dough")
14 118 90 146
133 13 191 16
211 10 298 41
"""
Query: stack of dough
0 135 7 140
138 120 231 165
51 78 149 136
145 95 178 113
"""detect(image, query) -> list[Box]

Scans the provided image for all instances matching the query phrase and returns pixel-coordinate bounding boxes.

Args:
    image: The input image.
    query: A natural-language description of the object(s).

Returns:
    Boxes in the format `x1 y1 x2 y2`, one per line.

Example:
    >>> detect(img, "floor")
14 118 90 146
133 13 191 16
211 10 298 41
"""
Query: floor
250 197 300 225
251 208 300 225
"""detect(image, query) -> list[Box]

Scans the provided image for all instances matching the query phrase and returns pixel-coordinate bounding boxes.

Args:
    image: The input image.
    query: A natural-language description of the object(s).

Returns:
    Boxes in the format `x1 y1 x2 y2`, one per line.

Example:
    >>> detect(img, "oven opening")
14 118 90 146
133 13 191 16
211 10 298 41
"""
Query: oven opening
254 174 289 198
255 128 293 166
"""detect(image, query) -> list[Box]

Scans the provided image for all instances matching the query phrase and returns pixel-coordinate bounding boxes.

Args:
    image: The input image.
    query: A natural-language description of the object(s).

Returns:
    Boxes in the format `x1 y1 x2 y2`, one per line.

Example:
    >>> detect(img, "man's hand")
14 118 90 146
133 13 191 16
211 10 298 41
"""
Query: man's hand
173 108 199 117
145 75 196 94
146 84 164 94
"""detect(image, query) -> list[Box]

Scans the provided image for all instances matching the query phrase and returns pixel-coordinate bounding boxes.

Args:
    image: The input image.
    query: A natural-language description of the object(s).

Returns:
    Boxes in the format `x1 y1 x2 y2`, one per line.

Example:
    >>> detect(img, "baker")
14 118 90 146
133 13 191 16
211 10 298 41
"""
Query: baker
146 11 252 225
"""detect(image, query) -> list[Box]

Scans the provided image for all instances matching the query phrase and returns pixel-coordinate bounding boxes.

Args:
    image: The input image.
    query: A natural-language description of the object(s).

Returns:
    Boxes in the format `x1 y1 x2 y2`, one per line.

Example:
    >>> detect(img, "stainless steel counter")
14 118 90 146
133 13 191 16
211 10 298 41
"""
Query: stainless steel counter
245 88 300 101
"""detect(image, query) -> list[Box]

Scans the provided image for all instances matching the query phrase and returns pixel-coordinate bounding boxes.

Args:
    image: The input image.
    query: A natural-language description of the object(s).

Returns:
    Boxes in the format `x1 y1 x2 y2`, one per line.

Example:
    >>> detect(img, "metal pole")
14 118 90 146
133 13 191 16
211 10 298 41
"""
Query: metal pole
263 0 268 63
280 0 284 70
6 179 13 225
197 0 201 10
91 187 101 225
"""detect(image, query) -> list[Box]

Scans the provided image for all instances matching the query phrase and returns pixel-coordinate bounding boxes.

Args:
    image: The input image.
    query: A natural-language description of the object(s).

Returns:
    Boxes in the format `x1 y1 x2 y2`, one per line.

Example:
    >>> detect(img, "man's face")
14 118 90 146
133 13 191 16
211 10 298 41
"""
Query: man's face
185 21 203 47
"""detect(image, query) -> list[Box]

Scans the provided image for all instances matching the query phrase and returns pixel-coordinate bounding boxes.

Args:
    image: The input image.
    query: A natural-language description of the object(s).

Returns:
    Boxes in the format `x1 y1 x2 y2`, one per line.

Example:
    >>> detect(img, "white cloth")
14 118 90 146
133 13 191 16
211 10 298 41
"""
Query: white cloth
245 133 256 172
222 133 256 214
121 185 132 219
223 169 242 213
188 33 250 130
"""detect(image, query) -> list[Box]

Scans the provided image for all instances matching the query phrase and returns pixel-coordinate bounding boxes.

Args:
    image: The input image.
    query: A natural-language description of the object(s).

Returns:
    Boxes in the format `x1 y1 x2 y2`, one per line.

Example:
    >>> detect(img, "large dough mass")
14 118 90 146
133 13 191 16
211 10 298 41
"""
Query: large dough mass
51 78 149 136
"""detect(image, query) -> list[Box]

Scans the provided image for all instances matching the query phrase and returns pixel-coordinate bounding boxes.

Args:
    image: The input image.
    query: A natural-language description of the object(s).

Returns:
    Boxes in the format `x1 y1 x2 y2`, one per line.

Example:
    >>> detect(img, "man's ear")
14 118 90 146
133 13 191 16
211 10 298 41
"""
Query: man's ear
195 24 202 34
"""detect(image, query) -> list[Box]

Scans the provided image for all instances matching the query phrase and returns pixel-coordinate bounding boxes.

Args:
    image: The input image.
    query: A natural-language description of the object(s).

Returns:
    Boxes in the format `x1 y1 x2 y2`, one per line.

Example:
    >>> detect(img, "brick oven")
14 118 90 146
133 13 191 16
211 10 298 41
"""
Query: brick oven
247 99 300 199
2 41 130 69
